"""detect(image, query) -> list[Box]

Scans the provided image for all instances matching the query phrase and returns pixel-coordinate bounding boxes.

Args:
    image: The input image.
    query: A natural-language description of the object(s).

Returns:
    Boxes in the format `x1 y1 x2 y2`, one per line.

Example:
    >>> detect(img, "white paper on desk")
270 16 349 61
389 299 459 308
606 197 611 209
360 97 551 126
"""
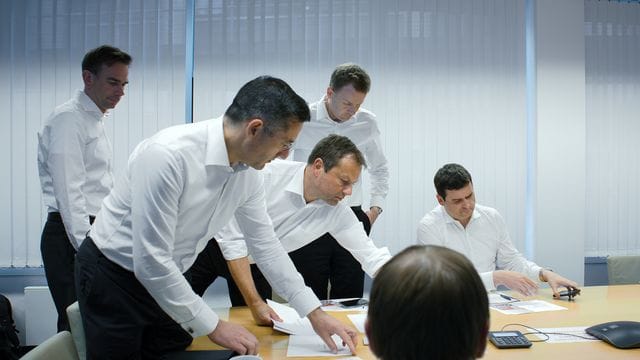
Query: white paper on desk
531 326 599 343
287 334 352 357
268 299 315 335
491 300 567 315
347 313 367 333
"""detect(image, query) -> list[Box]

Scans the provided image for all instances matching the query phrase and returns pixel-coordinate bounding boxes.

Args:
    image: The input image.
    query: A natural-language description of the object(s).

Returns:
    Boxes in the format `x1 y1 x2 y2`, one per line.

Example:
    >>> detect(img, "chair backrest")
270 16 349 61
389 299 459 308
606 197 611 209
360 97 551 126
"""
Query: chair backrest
607 255 640 285
19 331 79 360
65 302 86 360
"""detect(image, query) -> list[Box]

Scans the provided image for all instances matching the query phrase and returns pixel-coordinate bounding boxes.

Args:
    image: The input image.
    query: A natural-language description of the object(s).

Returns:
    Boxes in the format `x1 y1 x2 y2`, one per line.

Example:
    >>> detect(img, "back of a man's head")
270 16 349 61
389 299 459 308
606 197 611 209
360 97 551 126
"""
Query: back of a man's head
367 245 489 360
225 75 310 133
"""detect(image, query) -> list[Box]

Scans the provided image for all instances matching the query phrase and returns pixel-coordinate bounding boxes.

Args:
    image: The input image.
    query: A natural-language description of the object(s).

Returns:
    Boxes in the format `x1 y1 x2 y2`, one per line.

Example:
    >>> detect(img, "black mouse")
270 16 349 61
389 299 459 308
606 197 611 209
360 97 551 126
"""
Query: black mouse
586 321 640 349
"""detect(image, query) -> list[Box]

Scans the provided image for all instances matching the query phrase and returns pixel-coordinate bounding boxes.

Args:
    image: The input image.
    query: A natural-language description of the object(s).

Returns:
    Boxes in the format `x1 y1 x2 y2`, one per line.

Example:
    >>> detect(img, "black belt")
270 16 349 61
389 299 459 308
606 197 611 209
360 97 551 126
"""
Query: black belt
48 212 96 224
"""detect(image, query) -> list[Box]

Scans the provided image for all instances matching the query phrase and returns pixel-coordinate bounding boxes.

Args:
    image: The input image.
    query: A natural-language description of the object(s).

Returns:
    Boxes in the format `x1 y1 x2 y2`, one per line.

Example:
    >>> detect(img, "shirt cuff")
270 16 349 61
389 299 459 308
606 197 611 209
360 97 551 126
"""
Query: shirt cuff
369 195 385 209
481 271 496 291
179 300 219 338
287 287 322 318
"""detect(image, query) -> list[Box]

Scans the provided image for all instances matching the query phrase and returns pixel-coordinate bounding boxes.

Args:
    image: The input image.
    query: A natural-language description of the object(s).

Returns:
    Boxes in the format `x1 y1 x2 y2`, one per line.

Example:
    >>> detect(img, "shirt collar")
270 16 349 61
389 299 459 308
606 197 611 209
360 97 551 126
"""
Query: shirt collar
440 205 481 226
205 116 248 172
284 164 307 206
76 90 107 120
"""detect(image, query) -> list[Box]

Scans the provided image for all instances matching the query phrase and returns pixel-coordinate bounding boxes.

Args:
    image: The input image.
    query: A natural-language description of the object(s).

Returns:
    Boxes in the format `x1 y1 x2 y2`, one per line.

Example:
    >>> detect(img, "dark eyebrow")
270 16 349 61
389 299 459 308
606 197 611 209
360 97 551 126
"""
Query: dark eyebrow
107 77 129 85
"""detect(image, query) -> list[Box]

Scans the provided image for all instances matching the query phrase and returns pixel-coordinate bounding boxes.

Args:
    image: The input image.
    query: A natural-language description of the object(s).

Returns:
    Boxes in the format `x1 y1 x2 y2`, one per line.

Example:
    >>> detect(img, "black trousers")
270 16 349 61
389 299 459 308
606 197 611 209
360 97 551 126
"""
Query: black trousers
185 239 271 305
40 212 94 332
288 206 371 300
75 237 192 360
190 206 372 303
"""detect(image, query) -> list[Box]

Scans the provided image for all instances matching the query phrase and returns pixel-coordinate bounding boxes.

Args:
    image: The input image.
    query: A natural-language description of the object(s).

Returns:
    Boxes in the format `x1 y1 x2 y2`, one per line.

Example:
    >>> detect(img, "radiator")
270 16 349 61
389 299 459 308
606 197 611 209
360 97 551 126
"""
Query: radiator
24 286 57 345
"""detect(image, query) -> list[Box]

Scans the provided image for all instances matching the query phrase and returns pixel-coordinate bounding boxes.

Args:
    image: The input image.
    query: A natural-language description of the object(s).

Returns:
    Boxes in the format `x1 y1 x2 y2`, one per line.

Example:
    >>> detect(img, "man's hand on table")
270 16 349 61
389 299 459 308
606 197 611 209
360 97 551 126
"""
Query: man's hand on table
207 319 258 355
307 307 358 354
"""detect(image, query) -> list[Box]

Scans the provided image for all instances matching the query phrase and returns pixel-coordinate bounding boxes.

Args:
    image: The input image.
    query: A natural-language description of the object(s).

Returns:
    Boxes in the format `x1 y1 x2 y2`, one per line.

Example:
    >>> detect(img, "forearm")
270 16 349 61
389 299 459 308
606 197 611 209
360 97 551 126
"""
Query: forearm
227 257 264 306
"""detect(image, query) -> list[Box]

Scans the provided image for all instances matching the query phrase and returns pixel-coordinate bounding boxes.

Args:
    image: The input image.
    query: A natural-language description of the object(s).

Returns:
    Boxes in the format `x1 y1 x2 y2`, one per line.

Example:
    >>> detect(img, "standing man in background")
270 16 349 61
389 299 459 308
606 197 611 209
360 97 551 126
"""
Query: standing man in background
37 45 131 332
289 63 389 299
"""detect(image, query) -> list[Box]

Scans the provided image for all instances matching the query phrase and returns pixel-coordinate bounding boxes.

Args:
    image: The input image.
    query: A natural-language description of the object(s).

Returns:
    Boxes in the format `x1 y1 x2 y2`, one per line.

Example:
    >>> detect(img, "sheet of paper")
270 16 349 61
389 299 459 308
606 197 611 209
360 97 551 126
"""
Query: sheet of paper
287 334 352 357
268 299 315 335
347 313 367 333
531 326 599 343
491 300 567 315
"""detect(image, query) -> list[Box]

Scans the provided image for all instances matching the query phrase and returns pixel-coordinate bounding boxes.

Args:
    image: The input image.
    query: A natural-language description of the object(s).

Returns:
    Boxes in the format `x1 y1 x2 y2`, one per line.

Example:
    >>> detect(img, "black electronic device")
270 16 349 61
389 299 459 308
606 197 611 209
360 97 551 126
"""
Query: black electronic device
339 298 368 308
555 288 581 301
585 321 640 349
488 331 532 349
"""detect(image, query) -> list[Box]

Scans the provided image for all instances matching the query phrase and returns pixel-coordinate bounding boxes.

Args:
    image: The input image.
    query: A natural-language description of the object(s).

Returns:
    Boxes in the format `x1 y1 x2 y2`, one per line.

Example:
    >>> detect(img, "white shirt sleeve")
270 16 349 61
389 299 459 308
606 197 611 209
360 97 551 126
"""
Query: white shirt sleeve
130 144 219 338
45 113 93 249
216 218 249 260
494 213 541 281
363 125 389 208
233 176 321 318
331 221 391 277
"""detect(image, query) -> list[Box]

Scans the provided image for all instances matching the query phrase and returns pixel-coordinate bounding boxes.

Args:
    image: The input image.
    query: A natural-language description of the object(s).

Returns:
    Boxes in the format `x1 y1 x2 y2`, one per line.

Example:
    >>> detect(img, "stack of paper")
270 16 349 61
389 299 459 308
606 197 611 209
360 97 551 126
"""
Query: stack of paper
268 299 315 335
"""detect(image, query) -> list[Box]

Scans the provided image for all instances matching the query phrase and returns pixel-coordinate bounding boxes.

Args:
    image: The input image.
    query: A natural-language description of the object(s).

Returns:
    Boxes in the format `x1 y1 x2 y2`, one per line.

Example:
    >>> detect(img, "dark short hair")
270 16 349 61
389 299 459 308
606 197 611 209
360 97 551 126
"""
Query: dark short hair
329 63 371 94
434 163 473 200
82 45 132 75
225 76 310 133
368 245 489 360
306 134 366 171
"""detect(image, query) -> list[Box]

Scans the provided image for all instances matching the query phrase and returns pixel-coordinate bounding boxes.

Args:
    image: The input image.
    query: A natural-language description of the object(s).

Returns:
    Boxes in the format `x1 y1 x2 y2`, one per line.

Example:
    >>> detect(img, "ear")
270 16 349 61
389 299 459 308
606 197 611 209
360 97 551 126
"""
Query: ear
436 194 445 206
326 86 333 98
476 320 489 358
245 118 264 137
364 318 376 355
82 70 94 88
311 158 324 175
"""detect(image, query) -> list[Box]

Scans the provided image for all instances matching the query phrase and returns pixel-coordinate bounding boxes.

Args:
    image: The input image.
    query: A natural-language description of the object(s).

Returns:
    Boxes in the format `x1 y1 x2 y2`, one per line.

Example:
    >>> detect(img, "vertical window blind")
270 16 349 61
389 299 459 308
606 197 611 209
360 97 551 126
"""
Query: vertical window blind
0 0 187 267
192 0 528 254
585 0 640 256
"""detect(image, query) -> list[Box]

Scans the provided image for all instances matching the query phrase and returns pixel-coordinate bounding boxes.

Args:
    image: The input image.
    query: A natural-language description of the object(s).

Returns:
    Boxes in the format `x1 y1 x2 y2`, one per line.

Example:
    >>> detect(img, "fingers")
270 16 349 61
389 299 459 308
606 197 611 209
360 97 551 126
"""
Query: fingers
336 328 358 354
269 308 283 322
318 332 339 354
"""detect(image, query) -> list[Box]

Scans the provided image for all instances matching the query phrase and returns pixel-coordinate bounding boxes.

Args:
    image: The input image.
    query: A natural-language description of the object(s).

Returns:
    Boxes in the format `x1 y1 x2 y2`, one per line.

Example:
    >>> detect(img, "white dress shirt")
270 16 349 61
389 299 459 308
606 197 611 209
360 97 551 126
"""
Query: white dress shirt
290 96 389 209
416 204 542 290
90 117 319 338
217 160 392 276
38 90 114 249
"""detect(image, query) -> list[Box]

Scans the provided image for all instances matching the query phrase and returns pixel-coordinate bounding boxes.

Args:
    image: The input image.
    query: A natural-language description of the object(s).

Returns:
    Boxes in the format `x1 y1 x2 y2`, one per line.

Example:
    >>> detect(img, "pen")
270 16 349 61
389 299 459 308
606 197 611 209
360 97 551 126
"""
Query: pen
500 294 516 301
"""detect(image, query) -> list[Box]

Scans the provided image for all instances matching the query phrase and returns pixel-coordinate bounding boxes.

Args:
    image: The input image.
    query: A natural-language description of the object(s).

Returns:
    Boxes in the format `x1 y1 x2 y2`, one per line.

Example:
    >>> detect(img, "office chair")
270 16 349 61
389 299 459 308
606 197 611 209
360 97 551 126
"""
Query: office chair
19 331 79 360
65 302 86 360
607 255 640 285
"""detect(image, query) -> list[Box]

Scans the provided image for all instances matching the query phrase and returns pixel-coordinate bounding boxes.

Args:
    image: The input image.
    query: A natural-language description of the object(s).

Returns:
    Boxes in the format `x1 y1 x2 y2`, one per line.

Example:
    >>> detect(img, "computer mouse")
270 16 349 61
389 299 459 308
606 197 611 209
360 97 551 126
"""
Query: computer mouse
586 321 640 349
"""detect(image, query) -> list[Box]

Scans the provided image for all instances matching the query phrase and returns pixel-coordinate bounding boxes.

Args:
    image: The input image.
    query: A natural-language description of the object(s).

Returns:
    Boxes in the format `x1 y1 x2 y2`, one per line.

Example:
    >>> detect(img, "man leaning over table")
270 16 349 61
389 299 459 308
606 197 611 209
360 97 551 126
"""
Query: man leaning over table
417 163 579 297
186 134 392 325
74 76 357 359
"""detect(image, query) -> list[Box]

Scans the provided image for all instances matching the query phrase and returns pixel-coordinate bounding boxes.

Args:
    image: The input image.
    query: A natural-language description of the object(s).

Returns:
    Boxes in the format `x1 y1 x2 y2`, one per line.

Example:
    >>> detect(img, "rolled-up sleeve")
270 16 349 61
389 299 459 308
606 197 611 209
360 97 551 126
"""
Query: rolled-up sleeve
234 178 320 317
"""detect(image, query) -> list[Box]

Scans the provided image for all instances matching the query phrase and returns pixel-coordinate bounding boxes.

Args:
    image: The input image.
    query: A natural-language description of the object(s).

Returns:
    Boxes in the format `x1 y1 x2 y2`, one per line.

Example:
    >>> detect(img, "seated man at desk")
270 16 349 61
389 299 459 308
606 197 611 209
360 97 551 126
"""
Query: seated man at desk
417 163 579 297
187 134 392 324
366 245 489 360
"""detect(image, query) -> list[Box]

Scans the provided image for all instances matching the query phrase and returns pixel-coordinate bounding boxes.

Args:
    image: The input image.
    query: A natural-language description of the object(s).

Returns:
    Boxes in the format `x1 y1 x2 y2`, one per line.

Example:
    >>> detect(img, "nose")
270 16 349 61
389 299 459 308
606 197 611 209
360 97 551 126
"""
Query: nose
115 85 125 96
343 184 353 196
